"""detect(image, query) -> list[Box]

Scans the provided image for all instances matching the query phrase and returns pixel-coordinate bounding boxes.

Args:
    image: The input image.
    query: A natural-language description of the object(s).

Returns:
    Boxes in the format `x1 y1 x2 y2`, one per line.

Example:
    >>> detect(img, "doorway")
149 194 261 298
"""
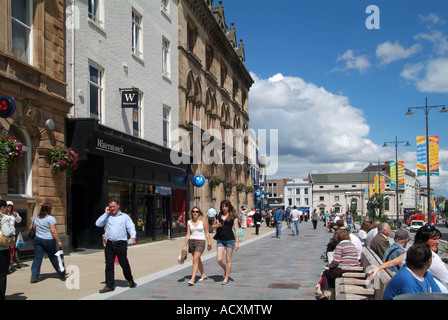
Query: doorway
139 195 171 241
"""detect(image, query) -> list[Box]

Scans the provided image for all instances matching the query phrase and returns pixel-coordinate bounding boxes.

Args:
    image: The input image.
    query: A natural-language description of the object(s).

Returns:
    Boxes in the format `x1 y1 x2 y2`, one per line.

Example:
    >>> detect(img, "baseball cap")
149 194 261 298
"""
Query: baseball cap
6 201 13 206
394 229 409 240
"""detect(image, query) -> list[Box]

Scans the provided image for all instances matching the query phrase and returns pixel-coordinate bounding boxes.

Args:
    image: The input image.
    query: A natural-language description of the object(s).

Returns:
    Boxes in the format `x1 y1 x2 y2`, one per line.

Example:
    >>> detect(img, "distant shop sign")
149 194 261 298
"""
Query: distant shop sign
155 186 171 195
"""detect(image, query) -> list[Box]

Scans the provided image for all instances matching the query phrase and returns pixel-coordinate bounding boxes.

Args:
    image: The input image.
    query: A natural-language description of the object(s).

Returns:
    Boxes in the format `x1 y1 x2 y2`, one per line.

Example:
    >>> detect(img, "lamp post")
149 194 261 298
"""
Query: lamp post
405 98 448 226
382 136 410 228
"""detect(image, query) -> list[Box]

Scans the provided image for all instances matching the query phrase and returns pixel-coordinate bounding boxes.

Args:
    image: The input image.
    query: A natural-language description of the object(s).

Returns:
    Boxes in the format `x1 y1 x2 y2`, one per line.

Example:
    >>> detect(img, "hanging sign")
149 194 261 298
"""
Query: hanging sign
0 95 17 118
121 89 139 108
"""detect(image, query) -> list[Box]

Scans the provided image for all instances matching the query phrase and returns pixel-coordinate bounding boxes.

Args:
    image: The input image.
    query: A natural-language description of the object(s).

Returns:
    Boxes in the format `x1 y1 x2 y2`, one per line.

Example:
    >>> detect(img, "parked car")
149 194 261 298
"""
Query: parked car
410 220 425 233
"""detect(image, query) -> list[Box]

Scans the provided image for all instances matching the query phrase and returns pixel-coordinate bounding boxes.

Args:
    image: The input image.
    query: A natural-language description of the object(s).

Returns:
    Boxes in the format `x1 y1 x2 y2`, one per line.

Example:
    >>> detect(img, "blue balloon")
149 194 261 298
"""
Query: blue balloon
254 190 262 197
193 175 206 187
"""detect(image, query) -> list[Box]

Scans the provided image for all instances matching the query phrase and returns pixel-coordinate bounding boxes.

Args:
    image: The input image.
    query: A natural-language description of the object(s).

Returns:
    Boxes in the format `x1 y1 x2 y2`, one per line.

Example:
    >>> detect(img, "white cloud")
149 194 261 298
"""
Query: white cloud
414 30 448 55
248 73 448 196
249 73 381 176
332 50 371 74
401 58 448 93
376 41 421 65
418 13 446 26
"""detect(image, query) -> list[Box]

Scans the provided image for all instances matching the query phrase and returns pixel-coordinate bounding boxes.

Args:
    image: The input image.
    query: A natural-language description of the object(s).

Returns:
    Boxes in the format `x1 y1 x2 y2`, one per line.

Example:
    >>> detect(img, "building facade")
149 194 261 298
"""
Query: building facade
284 179 313 214
0 0 72 247
65 0 190 249
309 163 420 222
177 0 254 213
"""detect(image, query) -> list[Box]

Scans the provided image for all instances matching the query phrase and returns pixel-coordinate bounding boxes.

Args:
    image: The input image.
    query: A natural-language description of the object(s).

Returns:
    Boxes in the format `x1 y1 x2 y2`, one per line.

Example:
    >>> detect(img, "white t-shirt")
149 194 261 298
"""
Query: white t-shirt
290 209 300 221
188 220 206 240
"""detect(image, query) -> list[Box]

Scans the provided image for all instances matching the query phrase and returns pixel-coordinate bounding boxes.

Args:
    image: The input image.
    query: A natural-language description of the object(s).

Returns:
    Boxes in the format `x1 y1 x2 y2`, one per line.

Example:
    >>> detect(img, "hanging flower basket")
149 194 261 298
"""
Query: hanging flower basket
0 136 23 183
244 185 254 194
222 178 235 193
236 183 245 194
208 176 221 189
50 145 79 177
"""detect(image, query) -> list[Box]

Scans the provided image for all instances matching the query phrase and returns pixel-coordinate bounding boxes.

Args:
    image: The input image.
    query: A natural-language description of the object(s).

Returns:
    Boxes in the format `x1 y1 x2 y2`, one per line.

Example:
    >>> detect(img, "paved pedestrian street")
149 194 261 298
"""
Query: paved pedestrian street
99 221 331 301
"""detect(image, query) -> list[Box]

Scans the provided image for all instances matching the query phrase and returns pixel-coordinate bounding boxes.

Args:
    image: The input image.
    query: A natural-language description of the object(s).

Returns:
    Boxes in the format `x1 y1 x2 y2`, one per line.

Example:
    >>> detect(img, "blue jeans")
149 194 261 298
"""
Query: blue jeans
31 237 65 281
217 240 236 248
292 220 300 236
275 221 283 238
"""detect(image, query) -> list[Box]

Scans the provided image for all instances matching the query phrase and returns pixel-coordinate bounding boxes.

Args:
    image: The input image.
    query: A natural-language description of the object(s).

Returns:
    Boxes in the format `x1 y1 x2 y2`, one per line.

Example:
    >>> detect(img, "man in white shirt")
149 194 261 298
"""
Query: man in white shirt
207 206 216 233
290 206 301 236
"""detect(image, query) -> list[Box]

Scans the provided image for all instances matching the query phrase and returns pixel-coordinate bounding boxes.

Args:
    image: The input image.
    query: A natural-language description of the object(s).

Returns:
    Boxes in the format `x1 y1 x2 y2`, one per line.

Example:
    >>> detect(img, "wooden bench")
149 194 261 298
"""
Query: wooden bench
335 265 374 300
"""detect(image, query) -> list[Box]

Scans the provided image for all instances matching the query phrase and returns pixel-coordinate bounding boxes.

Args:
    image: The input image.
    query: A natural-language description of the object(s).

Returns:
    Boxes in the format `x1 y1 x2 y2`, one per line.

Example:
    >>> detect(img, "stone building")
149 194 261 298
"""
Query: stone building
0 0 72 247
177 0 254 212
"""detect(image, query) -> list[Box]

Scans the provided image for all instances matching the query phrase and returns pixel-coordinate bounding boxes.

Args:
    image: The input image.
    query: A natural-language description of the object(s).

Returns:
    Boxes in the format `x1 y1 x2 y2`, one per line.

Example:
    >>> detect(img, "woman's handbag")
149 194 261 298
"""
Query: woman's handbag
0 214 15 247
0 229 15 247
28 228 36 239
29 219 36 239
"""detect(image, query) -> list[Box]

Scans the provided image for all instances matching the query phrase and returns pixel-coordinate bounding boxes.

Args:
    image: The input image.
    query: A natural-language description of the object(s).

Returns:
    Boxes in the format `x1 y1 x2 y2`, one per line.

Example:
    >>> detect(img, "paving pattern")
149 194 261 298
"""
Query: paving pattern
105 221 332 300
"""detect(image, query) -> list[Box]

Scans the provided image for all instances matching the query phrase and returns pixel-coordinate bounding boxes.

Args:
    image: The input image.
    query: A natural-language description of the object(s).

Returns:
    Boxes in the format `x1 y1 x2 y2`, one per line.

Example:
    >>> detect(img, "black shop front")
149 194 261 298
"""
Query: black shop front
66 119 191 249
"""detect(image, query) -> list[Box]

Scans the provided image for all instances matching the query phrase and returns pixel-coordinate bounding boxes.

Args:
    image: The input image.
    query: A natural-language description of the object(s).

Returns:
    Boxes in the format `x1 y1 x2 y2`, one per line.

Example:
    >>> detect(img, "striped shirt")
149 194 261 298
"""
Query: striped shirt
330 240 360 268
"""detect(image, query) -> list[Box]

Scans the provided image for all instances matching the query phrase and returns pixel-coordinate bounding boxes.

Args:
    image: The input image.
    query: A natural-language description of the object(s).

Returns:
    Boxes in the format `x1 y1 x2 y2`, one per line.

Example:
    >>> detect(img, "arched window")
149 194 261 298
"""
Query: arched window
350 199 358 213
7 125 31 196
385 198 390 211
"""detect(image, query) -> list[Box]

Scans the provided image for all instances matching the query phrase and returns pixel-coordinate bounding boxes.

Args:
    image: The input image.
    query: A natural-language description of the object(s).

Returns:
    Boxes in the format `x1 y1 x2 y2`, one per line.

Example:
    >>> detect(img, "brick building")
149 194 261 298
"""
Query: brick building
0 0 72 246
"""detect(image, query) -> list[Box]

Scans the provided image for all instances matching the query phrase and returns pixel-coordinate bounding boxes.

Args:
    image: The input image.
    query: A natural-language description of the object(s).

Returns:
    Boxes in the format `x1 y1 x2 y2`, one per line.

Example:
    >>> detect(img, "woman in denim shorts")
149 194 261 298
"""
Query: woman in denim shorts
213 200 239 285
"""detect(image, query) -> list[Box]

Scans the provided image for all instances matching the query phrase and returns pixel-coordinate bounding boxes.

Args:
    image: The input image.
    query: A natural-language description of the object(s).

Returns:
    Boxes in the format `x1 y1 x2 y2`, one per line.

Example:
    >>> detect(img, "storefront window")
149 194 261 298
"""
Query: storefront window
8 124 31 196
108 180 133 217
172 189 186 234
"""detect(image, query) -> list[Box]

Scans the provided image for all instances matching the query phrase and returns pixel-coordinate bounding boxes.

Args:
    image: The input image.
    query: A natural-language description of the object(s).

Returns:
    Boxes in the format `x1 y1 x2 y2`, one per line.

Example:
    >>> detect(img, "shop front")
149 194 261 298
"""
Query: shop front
67 119 191 249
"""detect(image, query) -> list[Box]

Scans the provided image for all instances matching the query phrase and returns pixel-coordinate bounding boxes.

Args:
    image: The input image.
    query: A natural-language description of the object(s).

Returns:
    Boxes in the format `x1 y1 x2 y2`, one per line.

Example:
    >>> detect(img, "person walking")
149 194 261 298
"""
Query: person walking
6 201 22 271
182 206 212 286
30 203 66 283
213 200 239 285
345 211 353 233
253 209 262 235
290 206 300 236
95 199 137 293
273 207 284 239
0 200 15 300
311 209 319 230
206 205 217 233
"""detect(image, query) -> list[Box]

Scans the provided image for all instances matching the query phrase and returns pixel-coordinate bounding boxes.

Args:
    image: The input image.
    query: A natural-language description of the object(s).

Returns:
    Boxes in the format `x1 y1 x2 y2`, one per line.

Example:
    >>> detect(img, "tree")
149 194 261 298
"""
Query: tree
369 194 385 220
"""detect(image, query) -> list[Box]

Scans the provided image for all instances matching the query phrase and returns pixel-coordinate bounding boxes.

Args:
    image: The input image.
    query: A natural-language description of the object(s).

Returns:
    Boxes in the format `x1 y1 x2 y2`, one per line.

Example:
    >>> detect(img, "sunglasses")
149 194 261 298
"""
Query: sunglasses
192 210 200 213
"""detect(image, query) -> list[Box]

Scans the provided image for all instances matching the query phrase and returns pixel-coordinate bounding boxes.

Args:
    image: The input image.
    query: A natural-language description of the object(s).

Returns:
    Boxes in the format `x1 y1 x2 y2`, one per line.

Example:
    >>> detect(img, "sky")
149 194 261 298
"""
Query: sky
221 0 448 198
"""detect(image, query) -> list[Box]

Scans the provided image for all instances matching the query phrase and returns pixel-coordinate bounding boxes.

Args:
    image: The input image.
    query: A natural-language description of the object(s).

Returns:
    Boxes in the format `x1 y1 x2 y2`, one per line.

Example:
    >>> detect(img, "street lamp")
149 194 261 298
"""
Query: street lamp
383 136 410 228
405 98 448 226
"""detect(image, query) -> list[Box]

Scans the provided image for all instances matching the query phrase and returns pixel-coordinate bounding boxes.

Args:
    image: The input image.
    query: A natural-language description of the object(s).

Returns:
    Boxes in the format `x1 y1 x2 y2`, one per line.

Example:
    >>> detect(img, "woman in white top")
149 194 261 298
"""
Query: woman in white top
182 207 212 286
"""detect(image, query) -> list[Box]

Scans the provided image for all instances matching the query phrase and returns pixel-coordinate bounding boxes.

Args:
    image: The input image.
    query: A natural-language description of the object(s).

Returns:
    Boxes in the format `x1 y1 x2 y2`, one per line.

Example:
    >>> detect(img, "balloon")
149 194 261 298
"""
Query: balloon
193 174 206 187
254 190 262 197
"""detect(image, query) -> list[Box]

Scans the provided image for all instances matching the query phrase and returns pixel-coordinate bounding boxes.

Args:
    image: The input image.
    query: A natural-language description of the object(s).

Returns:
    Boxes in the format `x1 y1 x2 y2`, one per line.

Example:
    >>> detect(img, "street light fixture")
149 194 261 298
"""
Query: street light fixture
405 98 447 226
383 136 410 228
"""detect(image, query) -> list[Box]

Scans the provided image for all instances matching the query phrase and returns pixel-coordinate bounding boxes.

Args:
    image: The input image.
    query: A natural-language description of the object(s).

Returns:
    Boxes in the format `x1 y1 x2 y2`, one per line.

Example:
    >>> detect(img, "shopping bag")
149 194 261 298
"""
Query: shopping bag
238 228 243 237
55 246 66 273
16 231 25 248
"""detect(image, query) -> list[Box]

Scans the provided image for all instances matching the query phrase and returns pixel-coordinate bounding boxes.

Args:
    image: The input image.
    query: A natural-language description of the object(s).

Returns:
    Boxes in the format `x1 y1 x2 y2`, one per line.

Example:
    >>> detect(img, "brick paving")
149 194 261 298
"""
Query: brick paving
99 221 331 300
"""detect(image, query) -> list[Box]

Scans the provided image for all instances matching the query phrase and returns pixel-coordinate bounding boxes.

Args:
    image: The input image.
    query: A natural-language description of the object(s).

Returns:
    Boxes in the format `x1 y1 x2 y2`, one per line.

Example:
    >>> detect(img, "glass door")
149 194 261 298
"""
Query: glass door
154 196 170 240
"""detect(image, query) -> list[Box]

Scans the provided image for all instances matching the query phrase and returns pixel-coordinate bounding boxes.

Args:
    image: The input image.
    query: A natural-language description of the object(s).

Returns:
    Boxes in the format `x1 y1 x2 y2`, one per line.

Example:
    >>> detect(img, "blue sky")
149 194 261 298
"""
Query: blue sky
222 0 448 198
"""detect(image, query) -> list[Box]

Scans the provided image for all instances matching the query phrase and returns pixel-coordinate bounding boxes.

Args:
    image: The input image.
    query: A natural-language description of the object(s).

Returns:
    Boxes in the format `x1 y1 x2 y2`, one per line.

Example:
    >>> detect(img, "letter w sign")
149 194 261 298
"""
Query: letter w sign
121 90 139 108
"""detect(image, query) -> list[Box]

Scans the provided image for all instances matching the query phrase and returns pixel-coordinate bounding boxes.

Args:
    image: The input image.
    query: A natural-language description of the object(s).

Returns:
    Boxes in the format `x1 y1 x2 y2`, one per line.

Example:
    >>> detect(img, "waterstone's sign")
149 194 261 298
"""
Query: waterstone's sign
96 139 124 155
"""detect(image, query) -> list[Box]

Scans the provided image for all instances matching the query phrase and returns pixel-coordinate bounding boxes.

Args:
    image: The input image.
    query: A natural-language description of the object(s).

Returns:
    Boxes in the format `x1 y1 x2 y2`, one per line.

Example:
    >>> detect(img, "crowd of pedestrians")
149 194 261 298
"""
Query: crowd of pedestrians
2 197 447 301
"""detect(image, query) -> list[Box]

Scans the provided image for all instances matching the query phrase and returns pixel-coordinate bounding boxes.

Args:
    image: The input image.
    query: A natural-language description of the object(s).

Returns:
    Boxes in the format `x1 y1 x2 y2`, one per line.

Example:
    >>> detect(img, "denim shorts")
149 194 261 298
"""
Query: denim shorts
217 239 235 248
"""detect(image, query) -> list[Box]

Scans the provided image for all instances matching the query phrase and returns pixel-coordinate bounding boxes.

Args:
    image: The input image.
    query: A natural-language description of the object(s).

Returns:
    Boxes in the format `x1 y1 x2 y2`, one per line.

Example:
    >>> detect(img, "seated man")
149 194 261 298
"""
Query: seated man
369 222 391 260
382 243 441 300
382 229 410 273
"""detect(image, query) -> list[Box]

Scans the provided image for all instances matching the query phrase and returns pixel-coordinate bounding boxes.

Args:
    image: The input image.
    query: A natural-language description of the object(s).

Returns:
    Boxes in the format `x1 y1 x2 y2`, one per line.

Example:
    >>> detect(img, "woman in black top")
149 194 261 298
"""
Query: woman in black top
213 200 239 285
